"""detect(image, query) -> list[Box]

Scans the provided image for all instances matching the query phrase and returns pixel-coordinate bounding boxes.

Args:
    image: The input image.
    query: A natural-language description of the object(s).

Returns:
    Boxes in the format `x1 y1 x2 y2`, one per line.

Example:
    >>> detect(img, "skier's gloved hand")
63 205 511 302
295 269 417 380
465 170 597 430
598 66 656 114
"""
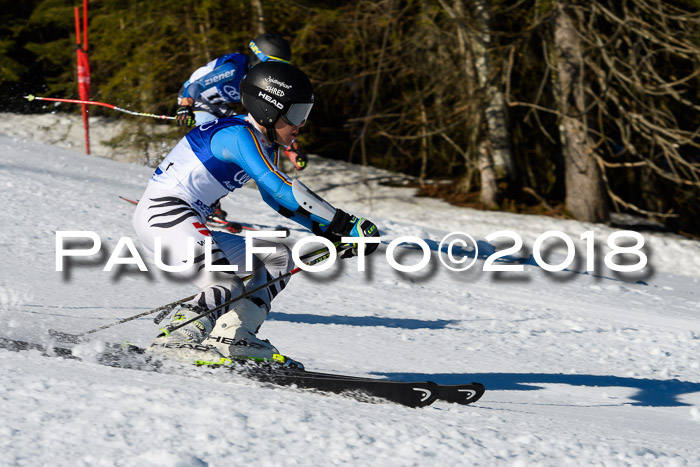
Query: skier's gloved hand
176 105 196 127
327 209 380 259
283 142 308 171
294 150 308 170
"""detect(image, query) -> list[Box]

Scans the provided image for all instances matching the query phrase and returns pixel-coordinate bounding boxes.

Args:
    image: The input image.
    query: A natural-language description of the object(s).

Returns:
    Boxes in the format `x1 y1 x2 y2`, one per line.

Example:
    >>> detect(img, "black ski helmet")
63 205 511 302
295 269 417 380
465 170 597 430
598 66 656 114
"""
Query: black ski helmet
241 61 314 135
249 32 292 67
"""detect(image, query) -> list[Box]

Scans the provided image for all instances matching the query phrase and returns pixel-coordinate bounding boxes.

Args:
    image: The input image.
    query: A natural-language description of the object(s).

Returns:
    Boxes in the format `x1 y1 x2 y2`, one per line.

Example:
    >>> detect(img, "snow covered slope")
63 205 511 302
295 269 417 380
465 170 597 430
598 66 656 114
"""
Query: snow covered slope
1 127 700 466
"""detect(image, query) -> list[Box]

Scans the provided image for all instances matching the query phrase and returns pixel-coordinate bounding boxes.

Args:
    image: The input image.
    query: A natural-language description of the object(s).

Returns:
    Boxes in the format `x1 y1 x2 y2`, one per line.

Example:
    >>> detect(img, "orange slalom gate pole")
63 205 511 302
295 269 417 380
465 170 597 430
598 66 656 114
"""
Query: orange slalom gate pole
75 2 91 154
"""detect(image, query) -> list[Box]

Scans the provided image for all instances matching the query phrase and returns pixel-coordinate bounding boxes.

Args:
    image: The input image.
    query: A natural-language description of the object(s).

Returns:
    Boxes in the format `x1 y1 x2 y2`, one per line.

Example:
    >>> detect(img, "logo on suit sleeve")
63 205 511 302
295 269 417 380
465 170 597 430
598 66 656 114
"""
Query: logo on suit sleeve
222 85 241 101
223 170 251 190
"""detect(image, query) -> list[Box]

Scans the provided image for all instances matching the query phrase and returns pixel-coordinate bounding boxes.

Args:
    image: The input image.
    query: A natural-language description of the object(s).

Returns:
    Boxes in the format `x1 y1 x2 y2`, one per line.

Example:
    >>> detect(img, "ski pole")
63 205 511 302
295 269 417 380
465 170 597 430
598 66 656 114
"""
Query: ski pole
25 94 176 121
158 244 350 338
207 217 257 234
149 243 331 325
49 245 337 343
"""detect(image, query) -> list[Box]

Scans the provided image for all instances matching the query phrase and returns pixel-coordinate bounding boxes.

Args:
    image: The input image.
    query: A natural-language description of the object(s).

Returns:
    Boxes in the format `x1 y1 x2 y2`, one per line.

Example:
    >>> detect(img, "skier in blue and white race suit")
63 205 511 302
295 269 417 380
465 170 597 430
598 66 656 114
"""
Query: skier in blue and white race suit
133 61 379 364
175 32 292 127
175 51 248 126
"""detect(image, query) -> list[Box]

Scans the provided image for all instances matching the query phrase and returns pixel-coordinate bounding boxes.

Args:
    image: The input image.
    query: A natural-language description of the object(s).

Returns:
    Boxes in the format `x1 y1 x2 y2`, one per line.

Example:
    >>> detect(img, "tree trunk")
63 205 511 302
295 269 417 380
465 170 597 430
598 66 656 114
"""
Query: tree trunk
553 3 608 222
448 0 515 204
250 0 265 35
451 0 478 196
419 99 428 185
478 139 499 207
472 0 515 183
183 6 198 70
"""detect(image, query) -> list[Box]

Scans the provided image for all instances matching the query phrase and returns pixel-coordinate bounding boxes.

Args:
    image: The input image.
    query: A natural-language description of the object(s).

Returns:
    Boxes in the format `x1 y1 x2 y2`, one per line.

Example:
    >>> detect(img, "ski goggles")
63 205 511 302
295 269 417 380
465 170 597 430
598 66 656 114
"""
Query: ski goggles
282 102 314 126
249 40 291 64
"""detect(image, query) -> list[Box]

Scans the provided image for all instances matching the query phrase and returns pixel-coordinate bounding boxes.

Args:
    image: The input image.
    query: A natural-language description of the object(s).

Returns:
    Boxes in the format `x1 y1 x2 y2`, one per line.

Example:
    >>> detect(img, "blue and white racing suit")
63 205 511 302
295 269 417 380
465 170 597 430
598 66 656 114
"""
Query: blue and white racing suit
178 53 249 126
133 115 336 318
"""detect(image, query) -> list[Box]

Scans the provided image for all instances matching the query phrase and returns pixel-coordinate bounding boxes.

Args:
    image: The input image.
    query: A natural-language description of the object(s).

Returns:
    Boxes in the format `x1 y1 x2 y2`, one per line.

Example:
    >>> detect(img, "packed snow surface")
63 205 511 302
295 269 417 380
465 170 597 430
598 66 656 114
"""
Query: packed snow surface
1 116 700 466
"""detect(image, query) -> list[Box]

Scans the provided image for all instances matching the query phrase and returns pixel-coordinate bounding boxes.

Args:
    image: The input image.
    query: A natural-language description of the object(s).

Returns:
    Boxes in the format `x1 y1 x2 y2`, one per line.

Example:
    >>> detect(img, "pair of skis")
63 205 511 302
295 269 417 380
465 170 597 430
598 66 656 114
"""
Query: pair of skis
0 333 484 408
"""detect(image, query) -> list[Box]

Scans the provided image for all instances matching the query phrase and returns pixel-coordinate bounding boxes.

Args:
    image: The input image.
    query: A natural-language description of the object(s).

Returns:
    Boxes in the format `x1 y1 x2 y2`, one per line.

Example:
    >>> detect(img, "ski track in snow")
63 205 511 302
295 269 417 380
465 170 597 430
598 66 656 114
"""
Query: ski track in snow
1 116 700 466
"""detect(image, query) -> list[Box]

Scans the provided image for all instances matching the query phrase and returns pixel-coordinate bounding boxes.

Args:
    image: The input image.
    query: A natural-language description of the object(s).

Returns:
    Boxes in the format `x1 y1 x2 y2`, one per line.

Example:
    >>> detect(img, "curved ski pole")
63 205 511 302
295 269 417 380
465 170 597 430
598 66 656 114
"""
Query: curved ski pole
25 95 176 121
49 246 336 344
158 243 350 338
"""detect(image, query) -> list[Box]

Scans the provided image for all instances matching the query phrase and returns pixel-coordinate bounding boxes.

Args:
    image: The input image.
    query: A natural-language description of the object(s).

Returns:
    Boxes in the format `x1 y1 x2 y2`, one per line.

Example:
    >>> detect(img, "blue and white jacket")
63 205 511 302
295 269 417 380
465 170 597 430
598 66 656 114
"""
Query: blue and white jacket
151 115 333 232
179 53 249 108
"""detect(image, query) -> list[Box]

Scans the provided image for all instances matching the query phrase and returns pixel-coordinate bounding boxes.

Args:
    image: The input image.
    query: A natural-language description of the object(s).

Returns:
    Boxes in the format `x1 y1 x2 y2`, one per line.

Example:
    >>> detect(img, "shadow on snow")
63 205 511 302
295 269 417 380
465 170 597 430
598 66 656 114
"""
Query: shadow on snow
268 311 458 330
380 371 700 407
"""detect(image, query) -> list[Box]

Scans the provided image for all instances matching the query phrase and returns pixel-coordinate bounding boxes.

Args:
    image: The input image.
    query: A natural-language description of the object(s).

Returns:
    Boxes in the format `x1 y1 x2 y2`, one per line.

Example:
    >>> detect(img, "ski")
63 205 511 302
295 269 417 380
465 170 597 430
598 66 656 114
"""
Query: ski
239 365 439 407
0 336 450 408
47 330 484 405
277 368 484 406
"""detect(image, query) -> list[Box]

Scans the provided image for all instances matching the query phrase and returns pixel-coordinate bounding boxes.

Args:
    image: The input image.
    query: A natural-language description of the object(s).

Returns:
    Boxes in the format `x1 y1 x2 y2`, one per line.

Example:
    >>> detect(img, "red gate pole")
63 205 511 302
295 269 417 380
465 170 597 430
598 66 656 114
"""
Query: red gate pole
74 1 91 155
